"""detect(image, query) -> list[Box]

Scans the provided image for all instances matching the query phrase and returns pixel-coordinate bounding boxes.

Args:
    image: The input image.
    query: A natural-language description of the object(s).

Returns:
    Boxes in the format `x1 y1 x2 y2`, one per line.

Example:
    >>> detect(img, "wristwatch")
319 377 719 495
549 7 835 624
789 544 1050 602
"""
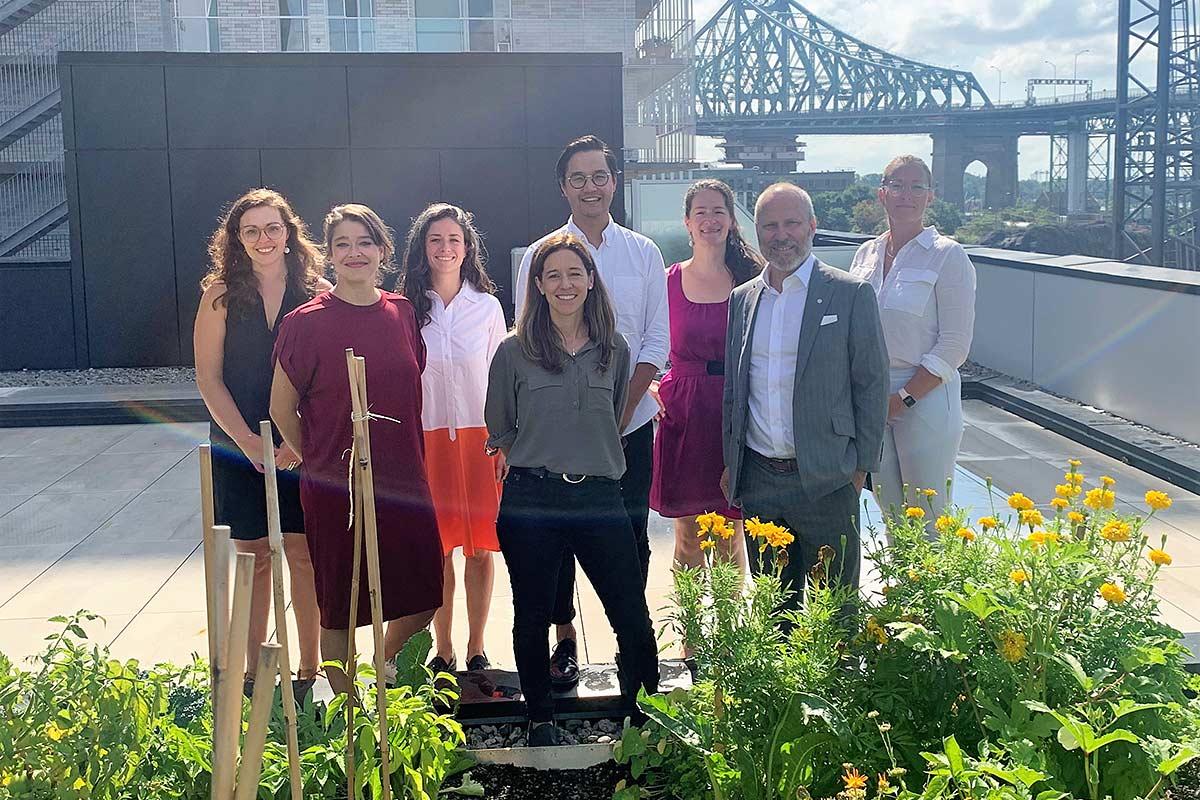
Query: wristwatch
898 387 917 407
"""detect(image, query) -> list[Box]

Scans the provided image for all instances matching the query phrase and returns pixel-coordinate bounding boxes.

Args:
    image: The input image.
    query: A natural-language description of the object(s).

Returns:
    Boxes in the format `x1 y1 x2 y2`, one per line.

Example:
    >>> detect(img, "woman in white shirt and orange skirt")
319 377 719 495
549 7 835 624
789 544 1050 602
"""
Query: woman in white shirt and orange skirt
398 203 508 673
849 155 977 526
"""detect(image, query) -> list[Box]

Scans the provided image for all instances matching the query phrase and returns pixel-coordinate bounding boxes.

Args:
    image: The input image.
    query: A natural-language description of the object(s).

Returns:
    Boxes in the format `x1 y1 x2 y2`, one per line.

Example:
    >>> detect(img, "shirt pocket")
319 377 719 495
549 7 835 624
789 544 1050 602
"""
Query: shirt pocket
526 372 566 412
883 268 938 316
585 368 618 416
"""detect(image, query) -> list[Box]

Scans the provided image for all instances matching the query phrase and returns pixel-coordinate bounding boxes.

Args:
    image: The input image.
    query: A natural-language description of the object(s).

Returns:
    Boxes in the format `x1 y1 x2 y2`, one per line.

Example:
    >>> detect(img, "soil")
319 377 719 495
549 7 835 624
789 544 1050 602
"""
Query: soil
469 761 631 800
1168 758 1200 800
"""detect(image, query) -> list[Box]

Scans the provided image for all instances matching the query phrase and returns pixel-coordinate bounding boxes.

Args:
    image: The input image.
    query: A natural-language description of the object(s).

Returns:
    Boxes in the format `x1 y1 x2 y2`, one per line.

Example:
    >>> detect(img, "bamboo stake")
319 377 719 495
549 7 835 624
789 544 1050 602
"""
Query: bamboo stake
200 447 229 722
345 349 391 800
259 420 303 800
234 643 281 800
345 483 364 800
213 552 256 800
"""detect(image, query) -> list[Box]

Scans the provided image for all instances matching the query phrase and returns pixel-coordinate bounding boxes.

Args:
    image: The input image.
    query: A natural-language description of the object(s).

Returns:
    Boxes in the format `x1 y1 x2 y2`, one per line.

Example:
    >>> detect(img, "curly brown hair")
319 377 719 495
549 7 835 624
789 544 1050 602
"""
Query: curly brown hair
516 232 617 375
399 203 496 328
201 188 324 313
322 203 396 285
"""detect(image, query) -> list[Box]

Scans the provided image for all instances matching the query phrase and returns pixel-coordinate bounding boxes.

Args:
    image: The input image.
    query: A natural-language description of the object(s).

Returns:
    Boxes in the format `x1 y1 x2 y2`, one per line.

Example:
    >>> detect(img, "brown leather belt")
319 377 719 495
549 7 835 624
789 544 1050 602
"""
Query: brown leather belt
746 447 797 474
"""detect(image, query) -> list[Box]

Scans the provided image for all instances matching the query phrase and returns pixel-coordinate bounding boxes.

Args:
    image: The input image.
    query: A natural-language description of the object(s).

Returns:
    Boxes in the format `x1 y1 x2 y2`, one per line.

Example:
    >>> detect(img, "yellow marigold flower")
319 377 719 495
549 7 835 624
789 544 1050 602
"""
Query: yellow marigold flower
997 629 1027 663
978 516 998 530
1146 490 1173 511
920 487 937 498
878 773 891 793
744 516 768 539
1055 483 1081 499
1010 569 1029 584
956 527 976 542
714 522 736 540
843 767 869 791
46 722 67 741
1100 519 1132 542
1068 459 1082 468
1019 509 1045 527
762 522 794 548
699 539 715 552
695 511 726 534
1050 497 1069 511
1084 487 1115 510
1099 582 1127 604
1068 472 1085 486
935 514 957 534
905 506 926 520
864 617 888 645
906 568 920 581
1027 529 1059 548
1068 511 1086 524
1149 549 1173 566
1100 475 1115 487
1007 492 1034 511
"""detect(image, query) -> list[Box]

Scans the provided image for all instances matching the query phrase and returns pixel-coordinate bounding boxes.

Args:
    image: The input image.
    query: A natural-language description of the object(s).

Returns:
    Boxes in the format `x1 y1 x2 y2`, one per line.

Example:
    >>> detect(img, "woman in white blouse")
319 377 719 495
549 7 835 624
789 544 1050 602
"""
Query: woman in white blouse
850 155 977 525
399 203 508 674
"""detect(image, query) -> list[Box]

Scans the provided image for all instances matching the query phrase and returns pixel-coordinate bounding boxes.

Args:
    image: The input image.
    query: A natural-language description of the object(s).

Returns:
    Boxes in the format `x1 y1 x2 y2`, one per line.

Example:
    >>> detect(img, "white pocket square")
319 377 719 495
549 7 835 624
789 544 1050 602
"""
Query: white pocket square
820 314 838 326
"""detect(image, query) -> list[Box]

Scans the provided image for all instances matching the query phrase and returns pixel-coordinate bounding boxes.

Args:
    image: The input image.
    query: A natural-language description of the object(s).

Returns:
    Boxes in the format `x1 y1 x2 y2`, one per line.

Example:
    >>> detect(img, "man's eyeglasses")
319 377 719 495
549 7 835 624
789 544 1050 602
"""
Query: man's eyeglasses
566 171 615 190
881 180 931 194
239 222 287 243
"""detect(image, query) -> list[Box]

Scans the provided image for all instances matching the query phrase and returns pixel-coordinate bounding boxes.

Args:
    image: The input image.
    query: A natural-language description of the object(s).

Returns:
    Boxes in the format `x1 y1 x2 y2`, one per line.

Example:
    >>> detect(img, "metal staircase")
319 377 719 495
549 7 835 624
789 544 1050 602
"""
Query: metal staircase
0 0 134 260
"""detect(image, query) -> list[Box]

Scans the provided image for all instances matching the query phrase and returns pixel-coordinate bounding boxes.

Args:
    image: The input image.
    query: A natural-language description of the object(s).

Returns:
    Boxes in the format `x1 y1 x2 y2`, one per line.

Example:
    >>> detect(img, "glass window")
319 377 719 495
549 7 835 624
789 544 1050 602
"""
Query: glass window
328 0 344 14
175 0 219 52
279 17 307 50
415 0 458 16
467 18 492 50
467 0 491 16
277 0 306 17
416 17 463 50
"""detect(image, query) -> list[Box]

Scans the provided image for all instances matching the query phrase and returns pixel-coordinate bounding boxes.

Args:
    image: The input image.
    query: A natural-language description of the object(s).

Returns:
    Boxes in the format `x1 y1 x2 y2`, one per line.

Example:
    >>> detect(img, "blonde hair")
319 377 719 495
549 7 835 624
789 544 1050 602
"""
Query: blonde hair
882 155 933 186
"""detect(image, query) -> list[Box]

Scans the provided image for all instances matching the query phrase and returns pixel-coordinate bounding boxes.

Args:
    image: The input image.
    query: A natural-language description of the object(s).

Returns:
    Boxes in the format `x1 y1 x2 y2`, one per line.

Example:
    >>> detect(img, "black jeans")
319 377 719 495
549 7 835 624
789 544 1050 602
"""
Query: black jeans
550 420 654 625
497 469 659 723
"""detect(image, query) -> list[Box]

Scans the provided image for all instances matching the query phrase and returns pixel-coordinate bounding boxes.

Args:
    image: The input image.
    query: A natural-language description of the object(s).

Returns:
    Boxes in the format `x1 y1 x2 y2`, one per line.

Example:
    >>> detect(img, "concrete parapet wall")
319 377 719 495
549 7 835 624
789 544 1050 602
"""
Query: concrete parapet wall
966 248 1200 444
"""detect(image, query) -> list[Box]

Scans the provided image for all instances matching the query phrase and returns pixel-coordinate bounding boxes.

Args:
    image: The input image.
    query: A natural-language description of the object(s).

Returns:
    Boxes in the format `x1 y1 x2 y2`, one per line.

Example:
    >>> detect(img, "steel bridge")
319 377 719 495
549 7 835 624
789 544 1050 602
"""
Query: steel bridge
641 0 1199 268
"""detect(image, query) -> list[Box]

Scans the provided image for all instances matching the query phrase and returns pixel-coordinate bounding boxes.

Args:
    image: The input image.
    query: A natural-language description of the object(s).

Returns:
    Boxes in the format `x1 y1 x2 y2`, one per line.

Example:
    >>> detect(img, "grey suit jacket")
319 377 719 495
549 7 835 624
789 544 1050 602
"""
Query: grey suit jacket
722 258 889 503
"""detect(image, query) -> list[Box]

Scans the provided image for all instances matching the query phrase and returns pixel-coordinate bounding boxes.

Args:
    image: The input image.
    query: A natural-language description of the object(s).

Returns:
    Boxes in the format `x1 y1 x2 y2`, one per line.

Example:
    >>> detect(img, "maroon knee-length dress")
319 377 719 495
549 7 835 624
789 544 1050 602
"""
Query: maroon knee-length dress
650 263 741 519
273 290 443 630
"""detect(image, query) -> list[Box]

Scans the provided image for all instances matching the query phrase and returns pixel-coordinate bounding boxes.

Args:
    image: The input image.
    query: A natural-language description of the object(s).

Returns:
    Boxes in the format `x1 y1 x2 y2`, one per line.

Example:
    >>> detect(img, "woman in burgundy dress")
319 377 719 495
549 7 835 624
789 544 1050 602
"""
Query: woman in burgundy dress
650 179 764 583
270 203 443 694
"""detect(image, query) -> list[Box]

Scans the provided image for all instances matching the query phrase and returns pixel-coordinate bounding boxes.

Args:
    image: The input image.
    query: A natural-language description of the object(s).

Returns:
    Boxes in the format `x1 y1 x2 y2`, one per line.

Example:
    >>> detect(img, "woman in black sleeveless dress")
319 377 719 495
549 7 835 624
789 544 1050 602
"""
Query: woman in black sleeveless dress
194 188 330 694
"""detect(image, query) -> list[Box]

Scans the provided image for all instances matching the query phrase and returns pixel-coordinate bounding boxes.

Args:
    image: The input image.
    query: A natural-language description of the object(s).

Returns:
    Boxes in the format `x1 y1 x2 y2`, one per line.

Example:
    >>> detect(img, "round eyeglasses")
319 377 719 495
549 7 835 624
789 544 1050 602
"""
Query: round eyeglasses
239 222 287 243
566 171 614 190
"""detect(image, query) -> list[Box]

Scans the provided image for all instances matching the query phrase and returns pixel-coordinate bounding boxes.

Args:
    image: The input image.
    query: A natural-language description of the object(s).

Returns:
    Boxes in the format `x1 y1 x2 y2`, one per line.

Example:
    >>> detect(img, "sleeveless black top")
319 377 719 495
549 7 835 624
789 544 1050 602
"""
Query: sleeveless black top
210 282 309 447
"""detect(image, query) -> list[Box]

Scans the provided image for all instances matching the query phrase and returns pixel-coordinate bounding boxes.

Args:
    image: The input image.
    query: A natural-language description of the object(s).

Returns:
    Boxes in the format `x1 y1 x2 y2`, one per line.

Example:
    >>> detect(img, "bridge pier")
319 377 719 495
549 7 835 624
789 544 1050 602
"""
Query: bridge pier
931 129 1020 209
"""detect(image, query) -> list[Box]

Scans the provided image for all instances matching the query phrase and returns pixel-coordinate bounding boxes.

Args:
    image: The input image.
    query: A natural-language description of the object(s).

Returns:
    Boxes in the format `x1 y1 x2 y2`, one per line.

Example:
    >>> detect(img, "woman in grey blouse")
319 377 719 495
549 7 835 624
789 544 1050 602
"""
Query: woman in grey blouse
485 232 659 747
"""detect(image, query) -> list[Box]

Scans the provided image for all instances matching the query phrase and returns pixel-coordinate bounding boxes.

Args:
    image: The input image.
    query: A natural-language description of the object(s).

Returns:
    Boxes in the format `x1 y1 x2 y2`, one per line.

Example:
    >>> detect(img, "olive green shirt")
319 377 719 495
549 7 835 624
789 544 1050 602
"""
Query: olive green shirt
485 333 631 480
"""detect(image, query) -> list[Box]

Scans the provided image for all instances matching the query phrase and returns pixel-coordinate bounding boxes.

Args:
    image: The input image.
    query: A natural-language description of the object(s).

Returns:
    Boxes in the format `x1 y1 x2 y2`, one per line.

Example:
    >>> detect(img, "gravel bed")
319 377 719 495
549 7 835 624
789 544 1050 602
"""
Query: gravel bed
466 717 623 749
0 367 196 388
469 760 630 800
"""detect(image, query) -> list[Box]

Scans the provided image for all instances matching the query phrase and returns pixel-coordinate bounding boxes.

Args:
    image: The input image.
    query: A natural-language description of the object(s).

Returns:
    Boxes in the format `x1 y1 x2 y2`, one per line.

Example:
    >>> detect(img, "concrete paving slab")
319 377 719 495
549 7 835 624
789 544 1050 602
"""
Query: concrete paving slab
0 451 95 494
0 494 31 516
0 490 137 547
109 610 211 667
101 423 209 455
0 425 133 457
0 544 76 607
149 449 201 491
90 489 202 542
42 451 187 494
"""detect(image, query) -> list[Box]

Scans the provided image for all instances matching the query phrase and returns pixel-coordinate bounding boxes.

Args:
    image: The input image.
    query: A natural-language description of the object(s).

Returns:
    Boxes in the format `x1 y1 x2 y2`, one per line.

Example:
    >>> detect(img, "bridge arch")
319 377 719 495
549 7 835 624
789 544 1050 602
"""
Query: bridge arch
932 129 1019 210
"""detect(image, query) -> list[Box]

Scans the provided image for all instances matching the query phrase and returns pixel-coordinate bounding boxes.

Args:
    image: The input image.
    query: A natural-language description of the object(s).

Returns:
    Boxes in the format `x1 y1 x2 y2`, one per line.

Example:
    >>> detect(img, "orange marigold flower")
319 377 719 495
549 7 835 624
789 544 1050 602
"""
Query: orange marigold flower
956 527 976 541
1149 549 1173 566
920 487 937 498
1019 509 1045 527
978 516 998 530
935 514 957 534
1010 569 1029 584
905 506 926 520
843 768 869 791
1068 511 1086 524
699 539 715 552
1146 490 1173 511
1007 492 1034 511
1050 497 1069 511
1084 488 1115 510
1027 530 1059 548
1099 582 1126 604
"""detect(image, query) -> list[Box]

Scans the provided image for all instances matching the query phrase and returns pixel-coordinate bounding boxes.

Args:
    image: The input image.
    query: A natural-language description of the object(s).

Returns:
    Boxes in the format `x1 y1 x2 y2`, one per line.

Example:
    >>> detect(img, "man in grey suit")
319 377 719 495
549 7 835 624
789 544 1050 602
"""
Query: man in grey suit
721 183 888 601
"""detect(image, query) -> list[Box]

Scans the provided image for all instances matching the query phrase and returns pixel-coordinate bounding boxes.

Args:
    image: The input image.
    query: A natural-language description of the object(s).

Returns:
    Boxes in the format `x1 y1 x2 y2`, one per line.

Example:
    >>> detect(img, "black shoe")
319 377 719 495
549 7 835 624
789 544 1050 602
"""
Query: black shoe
292 675 317 701
528 721 564 747
427 655 457 674
242 676 256 699
683 657 698 681
549 639 579 689
465 653 491 672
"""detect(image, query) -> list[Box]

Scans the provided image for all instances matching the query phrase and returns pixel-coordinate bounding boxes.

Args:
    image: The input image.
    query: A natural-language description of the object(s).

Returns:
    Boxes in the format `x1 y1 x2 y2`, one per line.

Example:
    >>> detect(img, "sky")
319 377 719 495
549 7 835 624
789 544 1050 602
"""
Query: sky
689 0 1120 179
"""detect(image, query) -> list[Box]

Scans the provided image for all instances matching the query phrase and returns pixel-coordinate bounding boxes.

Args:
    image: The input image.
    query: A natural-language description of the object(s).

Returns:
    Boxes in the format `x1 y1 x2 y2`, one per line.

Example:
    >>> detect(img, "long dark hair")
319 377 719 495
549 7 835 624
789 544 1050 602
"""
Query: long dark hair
201 188 324 312
398 203 496 327
516 233 617 374
322 203 395 285
684 178 764 286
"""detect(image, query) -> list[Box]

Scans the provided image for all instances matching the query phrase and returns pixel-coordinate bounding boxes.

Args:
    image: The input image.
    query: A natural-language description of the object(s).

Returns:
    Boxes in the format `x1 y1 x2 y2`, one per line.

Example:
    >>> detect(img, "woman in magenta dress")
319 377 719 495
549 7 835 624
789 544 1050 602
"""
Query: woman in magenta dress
270 203 443 694
650 179 764 583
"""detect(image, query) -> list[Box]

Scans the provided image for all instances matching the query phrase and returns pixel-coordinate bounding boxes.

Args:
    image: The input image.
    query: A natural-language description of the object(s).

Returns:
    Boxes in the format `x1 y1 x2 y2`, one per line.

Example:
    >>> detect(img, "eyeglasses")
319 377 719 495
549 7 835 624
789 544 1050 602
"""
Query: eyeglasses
881 180 931 194
239 222 287 243
566 171 614 190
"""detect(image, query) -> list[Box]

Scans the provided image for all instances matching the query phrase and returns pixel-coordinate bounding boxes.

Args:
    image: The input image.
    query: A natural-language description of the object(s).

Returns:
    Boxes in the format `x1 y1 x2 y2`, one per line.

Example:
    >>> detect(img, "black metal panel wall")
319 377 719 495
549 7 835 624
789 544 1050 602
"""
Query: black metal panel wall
0 263 77 370
61 52 625 368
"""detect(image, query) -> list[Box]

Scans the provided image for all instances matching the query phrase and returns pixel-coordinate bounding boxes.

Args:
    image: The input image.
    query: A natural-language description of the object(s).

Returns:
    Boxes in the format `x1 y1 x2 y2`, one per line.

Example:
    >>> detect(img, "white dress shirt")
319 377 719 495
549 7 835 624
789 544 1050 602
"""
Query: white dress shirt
849 226 977 381
745 254 814 459
515 215 669 434
420 283 508 439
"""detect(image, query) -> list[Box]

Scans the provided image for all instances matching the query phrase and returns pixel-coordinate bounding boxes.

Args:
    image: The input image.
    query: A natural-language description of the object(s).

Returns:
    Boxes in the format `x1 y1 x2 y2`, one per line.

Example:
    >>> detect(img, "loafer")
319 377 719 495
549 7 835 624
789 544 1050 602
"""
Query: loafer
427 655 457 674
528 721 564 747
465 653 491 672
549 638 579 689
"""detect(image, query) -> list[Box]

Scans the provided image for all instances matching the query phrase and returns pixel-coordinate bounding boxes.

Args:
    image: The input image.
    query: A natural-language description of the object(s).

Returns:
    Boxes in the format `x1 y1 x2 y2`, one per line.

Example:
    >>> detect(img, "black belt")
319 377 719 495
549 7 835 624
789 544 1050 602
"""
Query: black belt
746 448 798 474
508 466 616 484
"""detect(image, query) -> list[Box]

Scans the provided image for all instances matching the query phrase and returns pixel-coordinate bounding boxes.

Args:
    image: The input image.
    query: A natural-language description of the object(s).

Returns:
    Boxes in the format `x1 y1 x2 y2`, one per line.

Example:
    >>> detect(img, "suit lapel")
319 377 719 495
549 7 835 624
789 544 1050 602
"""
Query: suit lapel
794 261 835 384
738 280 765 389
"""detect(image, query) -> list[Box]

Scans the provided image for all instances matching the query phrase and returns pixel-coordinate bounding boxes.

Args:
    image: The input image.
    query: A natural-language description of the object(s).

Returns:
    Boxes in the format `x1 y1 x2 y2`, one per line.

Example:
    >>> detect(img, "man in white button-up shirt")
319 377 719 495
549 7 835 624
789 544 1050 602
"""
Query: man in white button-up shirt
514 135 669 687
722 183 888 603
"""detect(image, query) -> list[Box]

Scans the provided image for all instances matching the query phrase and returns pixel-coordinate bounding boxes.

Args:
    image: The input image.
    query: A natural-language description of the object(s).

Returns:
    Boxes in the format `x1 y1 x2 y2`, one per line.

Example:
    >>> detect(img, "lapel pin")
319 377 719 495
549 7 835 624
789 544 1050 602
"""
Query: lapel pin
817 298 823 304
